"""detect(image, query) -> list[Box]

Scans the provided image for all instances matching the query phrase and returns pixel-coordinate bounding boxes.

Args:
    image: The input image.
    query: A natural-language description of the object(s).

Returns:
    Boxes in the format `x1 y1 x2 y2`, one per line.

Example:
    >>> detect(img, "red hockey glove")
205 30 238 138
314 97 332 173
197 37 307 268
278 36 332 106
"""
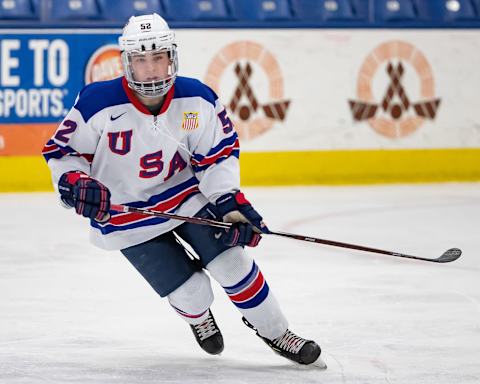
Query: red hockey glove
222 222 262 247
58 171 111 223
215 191 269 248
215 191 269 233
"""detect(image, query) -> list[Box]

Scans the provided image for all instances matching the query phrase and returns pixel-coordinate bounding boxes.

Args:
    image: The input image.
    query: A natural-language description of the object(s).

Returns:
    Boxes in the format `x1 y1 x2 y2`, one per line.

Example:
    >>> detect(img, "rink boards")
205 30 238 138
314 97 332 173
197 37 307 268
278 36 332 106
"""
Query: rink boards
1 29 479 190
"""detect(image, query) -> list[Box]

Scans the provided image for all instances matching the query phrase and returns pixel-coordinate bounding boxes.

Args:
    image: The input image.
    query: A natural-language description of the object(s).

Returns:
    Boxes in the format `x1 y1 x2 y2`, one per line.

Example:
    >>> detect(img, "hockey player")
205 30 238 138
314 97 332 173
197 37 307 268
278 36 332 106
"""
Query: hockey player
42 13 323 366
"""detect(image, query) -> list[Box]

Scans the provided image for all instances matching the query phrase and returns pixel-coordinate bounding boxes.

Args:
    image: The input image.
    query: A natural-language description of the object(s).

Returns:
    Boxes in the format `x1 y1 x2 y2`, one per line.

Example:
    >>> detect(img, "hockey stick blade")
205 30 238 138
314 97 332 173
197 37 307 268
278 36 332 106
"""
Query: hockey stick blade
389 247 462 263
435 248 462 263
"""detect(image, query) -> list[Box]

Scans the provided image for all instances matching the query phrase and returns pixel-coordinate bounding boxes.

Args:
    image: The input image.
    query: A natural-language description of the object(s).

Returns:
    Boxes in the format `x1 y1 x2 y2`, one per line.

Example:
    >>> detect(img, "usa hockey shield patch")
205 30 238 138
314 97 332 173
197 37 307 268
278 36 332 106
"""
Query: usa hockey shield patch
182 112 199 131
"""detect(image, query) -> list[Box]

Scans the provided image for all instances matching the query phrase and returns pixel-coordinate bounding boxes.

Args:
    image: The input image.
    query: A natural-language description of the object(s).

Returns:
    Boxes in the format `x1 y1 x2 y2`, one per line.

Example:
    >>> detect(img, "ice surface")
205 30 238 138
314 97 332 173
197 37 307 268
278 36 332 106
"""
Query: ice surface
1 183 479 384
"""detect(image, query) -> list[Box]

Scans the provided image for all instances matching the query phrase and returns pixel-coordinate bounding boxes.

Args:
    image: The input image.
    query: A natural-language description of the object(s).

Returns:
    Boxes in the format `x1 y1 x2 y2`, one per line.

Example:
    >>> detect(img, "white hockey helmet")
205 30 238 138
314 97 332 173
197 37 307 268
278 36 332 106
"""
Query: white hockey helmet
119 13 178 98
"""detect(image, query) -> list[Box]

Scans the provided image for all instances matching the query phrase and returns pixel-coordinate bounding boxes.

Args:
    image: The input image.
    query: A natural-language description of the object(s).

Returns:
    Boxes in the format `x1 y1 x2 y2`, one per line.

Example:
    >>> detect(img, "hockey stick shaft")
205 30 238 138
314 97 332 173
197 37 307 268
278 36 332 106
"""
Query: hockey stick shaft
269 231 460 263
110 204 231 229
110 204 461 263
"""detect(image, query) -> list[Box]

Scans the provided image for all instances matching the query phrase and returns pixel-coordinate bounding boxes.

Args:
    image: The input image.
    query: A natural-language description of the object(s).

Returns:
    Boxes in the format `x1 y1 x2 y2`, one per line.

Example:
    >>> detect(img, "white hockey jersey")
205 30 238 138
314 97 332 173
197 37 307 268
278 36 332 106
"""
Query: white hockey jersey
43 76 240 250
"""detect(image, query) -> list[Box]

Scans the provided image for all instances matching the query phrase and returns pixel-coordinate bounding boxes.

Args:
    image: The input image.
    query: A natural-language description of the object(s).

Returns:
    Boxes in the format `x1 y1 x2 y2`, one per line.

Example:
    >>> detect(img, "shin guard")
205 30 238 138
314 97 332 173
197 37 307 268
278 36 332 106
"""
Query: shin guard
167 271 214 325
207 247 288 340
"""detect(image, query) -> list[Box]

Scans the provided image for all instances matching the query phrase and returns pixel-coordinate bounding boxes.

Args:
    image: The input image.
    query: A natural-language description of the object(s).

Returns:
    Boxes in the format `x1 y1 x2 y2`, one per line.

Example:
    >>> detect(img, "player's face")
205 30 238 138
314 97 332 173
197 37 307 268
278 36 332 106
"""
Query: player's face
130 50 171 82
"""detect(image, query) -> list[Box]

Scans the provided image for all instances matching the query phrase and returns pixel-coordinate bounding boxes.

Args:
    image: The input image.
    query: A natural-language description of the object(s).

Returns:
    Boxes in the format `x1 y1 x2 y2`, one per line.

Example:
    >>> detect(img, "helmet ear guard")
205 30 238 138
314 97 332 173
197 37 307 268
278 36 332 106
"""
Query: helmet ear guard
119 13 178 98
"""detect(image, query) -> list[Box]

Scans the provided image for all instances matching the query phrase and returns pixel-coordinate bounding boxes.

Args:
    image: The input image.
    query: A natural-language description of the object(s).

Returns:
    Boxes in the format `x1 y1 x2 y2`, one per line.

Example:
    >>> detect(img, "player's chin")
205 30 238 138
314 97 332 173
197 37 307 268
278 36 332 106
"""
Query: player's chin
146 77 163 82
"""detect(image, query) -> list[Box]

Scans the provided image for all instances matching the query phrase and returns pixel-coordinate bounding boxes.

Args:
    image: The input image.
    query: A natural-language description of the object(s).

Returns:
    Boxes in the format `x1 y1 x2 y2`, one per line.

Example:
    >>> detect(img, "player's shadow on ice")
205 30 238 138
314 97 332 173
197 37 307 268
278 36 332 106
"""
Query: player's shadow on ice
101 355 322 383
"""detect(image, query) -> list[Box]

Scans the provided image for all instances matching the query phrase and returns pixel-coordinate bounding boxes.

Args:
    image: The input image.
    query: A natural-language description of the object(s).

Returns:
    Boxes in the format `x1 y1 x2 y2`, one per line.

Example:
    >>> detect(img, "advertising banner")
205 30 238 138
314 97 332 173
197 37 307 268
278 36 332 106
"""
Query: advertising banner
0 29 121 155
177 29 480 151
1 28 479 189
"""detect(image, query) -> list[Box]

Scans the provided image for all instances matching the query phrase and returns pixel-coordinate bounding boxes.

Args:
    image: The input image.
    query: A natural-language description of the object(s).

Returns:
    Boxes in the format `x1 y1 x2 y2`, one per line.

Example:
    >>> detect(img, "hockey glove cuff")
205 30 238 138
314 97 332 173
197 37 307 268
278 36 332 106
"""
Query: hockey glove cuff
58 171 111 223
215 191 269 234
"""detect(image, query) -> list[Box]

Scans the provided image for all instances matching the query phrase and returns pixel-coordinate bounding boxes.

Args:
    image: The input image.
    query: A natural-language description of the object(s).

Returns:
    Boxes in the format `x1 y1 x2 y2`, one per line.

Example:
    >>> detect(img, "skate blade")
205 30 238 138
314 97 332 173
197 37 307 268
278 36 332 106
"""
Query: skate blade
293 356 327 370
311 356 327 370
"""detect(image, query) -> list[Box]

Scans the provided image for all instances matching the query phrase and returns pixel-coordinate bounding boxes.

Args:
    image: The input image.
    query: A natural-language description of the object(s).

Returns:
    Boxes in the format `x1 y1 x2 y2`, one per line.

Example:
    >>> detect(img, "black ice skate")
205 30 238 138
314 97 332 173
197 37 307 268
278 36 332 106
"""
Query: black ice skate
242 317 326 368
190 310 224 355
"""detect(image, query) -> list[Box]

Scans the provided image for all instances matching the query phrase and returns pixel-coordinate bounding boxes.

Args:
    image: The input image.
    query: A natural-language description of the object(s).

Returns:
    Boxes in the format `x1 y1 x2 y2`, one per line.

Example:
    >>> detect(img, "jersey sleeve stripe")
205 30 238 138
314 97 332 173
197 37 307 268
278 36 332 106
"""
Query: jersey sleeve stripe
191 136 240 172
42 140 94 164
192 133 238 162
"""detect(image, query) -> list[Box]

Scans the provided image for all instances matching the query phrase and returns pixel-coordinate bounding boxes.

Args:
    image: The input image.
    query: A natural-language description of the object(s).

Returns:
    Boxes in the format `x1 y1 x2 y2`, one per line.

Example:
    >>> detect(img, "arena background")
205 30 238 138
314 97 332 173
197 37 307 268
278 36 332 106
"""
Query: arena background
1 2 480 383
1 0 480 191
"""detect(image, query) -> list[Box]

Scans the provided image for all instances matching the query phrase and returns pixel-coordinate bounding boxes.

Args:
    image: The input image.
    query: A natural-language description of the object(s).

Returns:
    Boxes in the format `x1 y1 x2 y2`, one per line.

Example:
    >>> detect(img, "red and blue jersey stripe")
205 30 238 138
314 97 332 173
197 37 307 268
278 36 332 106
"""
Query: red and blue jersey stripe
92 176 200 234
42 139 94 164
191 133 240 173
223 262 270 309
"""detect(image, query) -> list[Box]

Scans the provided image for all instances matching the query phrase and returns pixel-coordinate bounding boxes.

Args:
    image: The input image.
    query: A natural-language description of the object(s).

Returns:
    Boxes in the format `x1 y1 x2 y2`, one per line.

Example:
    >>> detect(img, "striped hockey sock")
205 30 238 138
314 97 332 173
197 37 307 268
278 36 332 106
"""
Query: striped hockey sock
207 248 288 340
170 305 210 324
223 261 269 309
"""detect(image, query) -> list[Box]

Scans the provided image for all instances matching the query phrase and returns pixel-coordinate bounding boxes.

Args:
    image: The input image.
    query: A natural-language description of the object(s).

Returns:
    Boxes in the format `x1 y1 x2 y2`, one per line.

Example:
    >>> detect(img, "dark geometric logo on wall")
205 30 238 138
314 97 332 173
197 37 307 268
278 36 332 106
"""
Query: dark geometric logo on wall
205 41 290 140
229 62 290 123
349 40 441 139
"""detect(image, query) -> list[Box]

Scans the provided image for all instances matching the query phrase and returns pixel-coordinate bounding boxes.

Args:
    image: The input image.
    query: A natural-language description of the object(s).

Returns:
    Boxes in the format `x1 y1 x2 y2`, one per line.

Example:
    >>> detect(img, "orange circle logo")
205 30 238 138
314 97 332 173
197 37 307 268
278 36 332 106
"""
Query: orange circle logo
85 45 123 85
205 41 290 141
349 40 441 138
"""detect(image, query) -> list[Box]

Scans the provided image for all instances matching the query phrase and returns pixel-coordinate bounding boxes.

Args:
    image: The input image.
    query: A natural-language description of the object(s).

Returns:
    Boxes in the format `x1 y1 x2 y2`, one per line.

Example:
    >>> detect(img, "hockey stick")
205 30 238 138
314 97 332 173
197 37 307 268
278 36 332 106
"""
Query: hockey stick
110 204 462 263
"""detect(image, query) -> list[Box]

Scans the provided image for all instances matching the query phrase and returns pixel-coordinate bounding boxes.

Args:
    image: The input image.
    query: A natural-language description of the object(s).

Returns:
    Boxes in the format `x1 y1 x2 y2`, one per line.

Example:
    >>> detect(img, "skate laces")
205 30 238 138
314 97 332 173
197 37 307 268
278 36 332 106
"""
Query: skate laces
272 329 307 354
193 314 219 341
